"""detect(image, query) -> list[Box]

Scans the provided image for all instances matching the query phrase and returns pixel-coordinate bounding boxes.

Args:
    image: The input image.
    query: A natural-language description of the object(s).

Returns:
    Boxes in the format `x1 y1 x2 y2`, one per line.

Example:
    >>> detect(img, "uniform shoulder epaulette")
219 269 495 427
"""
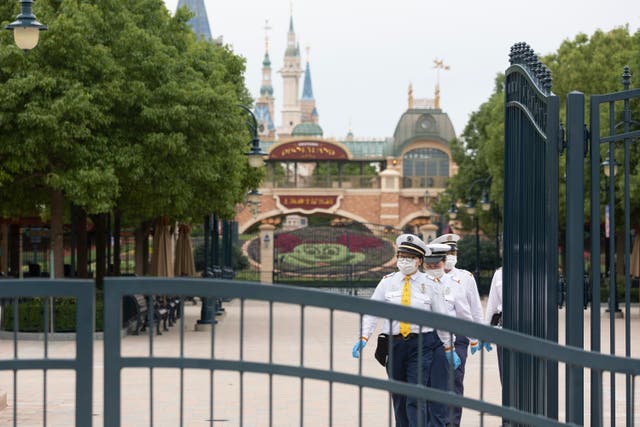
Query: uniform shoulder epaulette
383 271 395 279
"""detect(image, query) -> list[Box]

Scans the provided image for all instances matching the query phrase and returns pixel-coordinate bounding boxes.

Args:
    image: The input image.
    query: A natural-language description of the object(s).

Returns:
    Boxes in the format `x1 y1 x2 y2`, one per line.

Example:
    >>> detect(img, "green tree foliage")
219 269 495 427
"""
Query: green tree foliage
435 25 640 249
544 26 640 226
0 0 261 223
434 75 504 237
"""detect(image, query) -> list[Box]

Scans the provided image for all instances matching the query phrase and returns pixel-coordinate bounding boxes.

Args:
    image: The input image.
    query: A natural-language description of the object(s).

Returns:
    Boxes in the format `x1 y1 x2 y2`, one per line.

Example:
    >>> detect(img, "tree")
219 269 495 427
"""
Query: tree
0 0 262 281
434 74 505 240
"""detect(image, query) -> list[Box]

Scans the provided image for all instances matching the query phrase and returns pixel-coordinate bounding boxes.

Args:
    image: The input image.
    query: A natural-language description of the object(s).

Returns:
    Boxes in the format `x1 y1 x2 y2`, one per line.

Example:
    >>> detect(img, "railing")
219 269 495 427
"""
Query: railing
0 279 94 426
0 277 638 426
262 174 381 189
401 176 448 189
102 278 639 427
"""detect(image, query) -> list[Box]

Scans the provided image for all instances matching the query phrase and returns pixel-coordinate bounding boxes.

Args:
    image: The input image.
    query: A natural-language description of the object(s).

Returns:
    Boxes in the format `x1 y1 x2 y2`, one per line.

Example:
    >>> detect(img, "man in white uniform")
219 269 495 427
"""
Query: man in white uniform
485 267 502 383
351 235 464 427
431 233 487 427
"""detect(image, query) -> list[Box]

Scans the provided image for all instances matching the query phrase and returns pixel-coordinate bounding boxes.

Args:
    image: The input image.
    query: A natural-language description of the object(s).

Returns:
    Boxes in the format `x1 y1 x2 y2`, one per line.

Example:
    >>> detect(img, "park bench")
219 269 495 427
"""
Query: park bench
123 295 167 335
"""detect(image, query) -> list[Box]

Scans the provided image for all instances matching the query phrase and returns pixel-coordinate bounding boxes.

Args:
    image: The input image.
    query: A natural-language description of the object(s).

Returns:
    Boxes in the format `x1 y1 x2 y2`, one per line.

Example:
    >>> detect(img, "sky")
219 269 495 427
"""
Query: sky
163 0 640 140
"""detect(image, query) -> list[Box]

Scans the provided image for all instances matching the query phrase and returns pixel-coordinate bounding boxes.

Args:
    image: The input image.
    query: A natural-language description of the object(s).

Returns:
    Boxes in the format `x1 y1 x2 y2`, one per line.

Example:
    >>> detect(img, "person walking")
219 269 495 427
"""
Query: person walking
351 234 464 427
485 267 503 383
431 233 488 427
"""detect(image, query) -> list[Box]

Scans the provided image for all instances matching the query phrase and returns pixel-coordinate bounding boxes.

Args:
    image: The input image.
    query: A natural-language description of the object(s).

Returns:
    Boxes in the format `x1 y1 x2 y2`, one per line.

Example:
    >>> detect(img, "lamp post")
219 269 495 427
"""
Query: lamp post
601 155 622 317
198 105 266 329
447 202 458 220
247 189 261 218
481 189 501 263
238 105 267 168
466 198 481 279
5 0 47 52
465 176 493 280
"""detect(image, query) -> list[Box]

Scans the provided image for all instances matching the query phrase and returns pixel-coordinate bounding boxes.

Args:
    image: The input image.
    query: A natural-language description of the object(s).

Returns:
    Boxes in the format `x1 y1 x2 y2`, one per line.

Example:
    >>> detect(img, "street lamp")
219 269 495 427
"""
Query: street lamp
247 189 261 218
5 0 47 52
447 202 458 219
466 197 481 279
601 154 622 317
199 106 266 328
465 176 493 279
238 105 267 168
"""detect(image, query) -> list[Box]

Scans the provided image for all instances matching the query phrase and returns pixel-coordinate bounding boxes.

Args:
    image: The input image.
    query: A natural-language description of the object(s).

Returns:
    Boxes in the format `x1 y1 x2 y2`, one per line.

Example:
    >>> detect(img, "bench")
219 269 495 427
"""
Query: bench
123 295 167 335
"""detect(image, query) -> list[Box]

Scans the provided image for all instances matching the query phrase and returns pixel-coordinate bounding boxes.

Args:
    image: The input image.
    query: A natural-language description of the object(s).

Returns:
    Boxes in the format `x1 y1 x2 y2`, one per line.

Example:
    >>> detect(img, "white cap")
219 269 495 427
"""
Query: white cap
424 243 451 263
395 234 429 258
431 233 461 251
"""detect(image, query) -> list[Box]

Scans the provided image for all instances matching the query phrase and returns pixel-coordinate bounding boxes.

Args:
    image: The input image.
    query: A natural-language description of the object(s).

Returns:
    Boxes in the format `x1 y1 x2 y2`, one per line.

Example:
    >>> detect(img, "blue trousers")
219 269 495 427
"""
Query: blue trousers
447 336 470 426
386 331 449 427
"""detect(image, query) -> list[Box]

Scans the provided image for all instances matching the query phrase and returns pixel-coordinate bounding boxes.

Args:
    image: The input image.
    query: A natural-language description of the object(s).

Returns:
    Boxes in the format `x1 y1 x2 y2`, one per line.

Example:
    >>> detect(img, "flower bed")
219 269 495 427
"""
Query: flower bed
247 226 395 276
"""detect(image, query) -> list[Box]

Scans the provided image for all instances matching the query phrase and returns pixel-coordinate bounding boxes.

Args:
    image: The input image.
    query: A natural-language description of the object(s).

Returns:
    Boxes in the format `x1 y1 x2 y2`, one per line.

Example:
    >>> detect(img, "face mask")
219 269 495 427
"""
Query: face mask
396 257 418 275
445 255 457 270
426 268 445 280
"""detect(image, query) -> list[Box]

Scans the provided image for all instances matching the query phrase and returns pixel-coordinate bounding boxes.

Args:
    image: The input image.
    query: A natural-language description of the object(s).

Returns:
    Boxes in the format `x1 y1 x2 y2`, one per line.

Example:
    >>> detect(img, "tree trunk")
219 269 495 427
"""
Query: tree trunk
113 209 121 275
9 225 20 277
77 209 88 278
50 189 65 278
134 221 151 276
0 223 8 275
94 213 106 289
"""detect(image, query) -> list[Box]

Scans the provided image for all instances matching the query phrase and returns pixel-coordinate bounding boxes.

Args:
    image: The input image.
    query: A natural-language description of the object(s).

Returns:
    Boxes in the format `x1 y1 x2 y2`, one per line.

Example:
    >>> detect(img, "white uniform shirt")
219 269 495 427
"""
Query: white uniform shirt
446 267 483 342
359 270 470 348
430 273 472 346
446 267 483 324
485 268 503 325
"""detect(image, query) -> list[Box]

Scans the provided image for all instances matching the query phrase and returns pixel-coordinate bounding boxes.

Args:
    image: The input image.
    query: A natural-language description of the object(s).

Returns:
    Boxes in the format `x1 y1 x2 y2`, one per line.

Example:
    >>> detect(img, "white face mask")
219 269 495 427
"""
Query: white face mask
426 268 445 280
396 257 419 275
445 255 457 270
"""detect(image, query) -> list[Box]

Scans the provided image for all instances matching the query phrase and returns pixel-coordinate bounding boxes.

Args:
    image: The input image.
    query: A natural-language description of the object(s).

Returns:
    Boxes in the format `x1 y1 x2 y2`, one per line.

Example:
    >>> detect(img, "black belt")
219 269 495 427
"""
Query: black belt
392 333 419 341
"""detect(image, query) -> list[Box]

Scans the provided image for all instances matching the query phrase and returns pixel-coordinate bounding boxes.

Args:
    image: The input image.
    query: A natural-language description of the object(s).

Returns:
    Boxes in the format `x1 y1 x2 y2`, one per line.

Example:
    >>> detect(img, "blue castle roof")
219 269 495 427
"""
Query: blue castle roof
177 0 212 40
302 61 314 100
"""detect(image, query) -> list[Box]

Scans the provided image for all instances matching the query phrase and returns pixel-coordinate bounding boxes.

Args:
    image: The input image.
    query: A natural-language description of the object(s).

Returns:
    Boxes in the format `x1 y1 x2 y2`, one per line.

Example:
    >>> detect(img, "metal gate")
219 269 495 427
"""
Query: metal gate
565 65 640 426
503 42 560 421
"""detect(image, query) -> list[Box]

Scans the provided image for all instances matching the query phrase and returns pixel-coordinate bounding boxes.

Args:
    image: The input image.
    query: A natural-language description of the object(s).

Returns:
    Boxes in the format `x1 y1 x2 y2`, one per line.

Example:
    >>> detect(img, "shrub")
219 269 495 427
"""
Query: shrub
2 295 104 332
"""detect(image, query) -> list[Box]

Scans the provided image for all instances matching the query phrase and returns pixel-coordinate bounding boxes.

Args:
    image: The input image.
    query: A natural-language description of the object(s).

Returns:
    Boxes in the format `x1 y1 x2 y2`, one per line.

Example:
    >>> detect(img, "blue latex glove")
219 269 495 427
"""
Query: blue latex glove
470 341 480 355
352 339 367 358
483 342 493 352
445 348 461 369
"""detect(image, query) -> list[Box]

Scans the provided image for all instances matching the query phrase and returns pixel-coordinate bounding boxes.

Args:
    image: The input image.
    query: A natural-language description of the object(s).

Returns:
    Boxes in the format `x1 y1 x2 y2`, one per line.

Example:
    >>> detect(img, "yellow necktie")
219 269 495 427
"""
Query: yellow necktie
399 275 411 337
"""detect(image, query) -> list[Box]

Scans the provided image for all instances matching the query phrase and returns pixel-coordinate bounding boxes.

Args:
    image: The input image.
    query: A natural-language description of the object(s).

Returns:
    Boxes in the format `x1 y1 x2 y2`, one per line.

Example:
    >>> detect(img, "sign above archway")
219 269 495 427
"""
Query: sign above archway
269 140 350 161
276 195 340 213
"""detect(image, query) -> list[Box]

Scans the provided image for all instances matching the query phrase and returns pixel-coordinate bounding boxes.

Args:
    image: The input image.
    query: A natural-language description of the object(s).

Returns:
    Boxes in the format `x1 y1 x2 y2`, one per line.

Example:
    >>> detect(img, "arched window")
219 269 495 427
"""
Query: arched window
402 148 449 188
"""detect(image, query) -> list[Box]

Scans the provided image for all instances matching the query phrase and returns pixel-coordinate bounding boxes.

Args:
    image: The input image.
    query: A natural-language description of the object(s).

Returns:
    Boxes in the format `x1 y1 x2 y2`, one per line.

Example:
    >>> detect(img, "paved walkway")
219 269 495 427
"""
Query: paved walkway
0 296 638 426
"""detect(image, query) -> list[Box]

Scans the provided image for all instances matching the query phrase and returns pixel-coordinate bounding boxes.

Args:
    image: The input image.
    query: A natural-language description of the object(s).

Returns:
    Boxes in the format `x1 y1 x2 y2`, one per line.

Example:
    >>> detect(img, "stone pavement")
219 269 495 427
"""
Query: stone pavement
0 296 638 426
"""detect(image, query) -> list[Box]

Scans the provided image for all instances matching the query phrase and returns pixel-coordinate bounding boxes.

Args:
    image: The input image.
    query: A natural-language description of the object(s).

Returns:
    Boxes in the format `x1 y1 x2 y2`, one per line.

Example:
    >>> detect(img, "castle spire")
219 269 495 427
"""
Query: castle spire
255 19 275 140
176 0 212 41
302 46 314 100
408 83 414 109
279 5 303 137
300 45 318 124
433 58 450 109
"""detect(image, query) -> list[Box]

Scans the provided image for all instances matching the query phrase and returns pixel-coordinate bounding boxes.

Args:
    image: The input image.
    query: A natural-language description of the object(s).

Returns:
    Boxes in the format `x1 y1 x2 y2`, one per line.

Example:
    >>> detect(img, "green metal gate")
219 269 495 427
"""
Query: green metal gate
504 42 560 422
565 65 640 427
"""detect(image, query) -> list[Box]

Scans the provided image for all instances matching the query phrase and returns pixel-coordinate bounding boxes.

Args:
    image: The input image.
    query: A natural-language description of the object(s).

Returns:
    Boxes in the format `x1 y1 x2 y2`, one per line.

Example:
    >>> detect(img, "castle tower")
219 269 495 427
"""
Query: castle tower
300 46 318 124
255 20 276 140
176 0 212 40
278 13 303 138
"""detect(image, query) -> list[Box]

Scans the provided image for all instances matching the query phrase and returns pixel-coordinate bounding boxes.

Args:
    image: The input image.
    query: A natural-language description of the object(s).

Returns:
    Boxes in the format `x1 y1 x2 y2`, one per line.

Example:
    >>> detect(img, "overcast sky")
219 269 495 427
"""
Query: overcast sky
163 0 639 140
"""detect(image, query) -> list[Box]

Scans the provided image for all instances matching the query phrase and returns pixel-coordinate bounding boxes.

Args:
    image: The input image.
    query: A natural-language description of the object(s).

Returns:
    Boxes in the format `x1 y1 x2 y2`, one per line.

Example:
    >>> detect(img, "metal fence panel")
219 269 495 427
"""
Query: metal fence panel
0 279 94 427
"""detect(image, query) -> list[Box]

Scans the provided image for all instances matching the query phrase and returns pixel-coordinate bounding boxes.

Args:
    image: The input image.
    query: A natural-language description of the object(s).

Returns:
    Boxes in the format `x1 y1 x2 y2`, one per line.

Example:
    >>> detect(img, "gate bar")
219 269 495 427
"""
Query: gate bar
565 91 585 424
